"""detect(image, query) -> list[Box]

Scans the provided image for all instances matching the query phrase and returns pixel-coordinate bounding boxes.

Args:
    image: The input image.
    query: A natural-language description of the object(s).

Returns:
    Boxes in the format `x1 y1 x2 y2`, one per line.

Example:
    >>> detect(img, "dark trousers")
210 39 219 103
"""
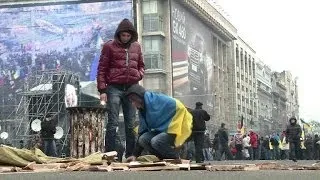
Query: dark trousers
235 144 243 160
272 146 280 160
219 143 233 160
44 139 57 157
138 132 178 159
289 141 300 160
314 147 320 160
305 146 313 160
105 85 136 157
251 147 259 160
192 132 205 163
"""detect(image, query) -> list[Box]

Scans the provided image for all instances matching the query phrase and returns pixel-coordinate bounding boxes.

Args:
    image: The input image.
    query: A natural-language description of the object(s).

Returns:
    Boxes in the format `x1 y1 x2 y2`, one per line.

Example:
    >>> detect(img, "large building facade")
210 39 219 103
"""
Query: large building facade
271 72 288 132
136 0 237 135
256 60 273 135
271 71 299 132
228 37 258 133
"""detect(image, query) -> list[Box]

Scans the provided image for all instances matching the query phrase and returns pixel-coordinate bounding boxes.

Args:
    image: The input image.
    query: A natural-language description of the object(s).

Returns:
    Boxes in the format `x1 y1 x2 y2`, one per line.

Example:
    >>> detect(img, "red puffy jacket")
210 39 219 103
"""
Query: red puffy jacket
97 19 144 92
249 132 258 148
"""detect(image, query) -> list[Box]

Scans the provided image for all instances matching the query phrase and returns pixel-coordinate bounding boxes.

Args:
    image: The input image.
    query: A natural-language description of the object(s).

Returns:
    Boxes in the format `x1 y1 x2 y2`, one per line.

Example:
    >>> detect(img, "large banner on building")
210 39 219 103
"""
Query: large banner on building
171 0 214 112
0 0 132 117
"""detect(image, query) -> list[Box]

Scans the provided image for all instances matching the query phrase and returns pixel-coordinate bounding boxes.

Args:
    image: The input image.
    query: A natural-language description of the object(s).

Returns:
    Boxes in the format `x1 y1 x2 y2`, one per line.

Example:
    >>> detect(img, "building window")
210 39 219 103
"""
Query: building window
249 109 253 115
142 0 163 32
241 75 244 80
242 107 246 112
244 52 248 73
143 36 164 69
242 85 244 91
237 83 240 88
240 50 243 70
246 88 248 92
236 46 239 67
238 93 241 100
238 105 241 111
142 0 158 14
144 54 164 69
245 77 248 83
242 96 245 102
237 72 240 77
248 57 252 75
143 14 163 32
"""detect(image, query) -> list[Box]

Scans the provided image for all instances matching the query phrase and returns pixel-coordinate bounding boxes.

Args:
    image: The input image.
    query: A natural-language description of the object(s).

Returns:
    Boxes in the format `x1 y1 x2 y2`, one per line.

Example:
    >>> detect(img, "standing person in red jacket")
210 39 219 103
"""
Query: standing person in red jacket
97 18 145 157
249 129 258 160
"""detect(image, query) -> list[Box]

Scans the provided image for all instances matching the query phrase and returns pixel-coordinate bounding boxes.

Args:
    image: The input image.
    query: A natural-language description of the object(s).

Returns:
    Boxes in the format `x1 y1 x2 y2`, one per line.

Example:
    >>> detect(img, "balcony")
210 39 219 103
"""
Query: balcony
143 14 164 33
144 52 164 70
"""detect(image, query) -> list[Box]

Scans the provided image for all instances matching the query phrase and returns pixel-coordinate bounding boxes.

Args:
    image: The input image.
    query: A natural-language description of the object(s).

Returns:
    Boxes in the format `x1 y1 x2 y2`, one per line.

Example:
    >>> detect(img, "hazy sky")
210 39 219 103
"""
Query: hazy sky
210 0 320 122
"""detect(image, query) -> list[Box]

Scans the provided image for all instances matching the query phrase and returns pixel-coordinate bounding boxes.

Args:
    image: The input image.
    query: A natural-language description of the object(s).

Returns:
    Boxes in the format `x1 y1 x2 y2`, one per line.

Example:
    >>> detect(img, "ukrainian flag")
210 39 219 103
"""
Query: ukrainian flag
138 92 193 147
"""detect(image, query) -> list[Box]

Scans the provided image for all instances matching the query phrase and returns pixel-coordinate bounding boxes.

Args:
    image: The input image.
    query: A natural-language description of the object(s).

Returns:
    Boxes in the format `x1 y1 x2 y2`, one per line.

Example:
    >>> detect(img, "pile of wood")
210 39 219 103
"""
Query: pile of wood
1 145 320 173
1 158 320 173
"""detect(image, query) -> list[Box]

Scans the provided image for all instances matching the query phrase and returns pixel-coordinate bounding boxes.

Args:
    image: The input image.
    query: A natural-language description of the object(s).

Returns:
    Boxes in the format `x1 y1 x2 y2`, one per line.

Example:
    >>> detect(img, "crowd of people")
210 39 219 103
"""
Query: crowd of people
182 119 320 162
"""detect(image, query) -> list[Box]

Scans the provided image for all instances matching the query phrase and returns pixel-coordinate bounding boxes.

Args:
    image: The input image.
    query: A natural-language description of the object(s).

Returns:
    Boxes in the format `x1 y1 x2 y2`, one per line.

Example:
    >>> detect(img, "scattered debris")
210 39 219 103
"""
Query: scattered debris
1 145 320 173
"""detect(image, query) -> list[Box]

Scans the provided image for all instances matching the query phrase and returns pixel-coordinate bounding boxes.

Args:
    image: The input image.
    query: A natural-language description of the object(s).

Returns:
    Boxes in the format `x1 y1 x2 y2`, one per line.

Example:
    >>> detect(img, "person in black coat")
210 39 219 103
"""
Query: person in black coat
40 113 58 157
314 134 320 160
190 102 210 163
285 117 302 162
217 123 233 160
212 133 220 160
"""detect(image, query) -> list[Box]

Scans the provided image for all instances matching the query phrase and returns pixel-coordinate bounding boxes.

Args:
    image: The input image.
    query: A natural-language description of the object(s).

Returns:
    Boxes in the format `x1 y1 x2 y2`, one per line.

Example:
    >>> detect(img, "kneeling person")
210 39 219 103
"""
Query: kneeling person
125 84 193 161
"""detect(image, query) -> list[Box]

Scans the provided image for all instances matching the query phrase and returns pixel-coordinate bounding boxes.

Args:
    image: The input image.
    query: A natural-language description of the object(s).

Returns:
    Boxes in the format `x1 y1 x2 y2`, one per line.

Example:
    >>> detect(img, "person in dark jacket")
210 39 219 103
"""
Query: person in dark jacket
40 113 57 157
285 117 302 162
125 84 192 162
313 134 320 160
304 134 313 160
190 102 210 163
270 133 280 160
262 135 271 160
217 123 233 160
97 18 145 157
212 133 220 160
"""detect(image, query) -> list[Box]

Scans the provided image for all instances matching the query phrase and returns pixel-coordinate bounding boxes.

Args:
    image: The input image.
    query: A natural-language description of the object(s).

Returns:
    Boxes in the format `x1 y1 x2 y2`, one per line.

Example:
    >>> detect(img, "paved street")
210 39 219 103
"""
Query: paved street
1 160 319 180
2 170 320 180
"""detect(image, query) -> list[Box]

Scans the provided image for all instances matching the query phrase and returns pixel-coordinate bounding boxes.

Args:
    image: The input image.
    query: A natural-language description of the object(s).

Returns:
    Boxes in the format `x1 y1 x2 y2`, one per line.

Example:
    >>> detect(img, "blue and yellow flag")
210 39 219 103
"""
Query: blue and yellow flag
138 92 193 147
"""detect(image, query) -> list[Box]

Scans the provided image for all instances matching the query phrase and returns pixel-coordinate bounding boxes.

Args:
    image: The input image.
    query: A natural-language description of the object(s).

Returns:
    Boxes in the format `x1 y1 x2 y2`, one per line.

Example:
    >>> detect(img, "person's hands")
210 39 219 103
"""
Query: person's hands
100 93 107 105
126 156 137 162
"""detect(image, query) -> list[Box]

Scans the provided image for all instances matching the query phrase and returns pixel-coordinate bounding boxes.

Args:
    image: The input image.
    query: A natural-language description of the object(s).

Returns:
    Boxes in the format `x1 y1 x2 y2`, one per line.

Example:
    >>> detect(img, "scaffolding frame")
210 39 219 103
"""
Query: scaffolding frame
1 69 79 155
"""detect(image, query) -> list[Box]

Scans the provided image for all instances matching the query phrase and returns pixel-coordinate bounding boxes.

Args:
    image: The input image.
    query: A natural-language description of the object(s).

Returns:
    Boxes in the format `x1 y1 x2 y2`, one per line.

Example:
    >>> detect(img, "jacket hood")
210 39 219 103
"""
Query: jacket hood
114 18 138 46
126 84 146 99
289 117 297 125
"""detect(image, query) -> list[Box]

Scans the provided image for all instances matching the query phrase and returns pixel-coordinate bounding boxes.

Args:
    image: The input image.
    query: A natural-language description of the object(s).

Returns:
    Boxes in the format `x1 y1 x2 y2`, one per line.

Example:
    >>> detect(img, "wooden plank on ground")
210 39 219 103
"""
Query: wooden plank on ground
255 162 285 170
106 166 129 172
0 166 15 173
190 163 208 170
163 159 190 164
23 162 62 171
177 163 191 171
87 165 109 172
128 161 167 168
129 166 180 171
66 162 90 171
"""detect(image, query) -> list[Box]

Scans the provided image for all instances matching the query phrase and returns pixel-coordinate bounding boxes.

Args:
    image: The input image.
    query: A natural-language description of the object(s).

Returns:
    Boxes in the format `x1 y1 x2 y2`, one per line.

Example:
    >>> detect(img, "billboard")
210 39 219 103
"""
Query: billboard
171 0 214 112
0 0 133 118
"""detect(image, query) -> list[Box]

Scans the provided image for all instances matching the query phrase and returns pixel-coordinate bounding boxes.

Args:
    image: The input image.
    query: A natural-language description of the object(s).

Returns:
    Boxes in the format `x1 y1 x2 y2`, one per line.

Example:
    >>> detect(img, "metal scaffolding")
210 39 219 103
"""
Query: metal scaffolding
0 69 79 155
